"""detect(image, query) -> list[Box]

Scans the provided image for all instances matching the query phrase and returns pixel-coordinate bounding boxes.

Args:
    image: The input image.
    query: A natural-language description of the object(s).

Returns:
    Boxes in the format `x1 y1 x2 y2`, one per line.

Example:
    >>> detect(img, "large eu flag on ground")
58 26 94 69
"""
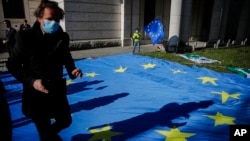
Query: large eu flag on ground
1 53 250 141
144 18 165 45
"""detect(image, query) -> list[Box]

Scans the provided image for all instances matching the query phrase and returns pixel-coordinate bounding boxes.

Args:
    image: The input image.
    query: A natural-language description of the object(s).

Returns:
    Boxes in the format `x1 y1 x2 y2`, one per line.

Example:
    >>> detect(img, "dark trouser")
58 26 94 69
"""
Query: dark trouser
23 79 72 141
32 109 72 141
0 81 12 141
132 41 140 53
6 43 13 57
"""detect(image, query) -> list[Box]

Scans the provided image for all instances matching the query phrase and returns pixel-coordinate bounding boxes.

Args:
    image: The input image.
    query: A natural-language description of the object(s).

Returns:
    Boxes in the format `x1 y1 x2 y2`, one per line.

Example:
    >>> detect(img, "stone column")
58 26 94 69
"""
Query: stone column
122 0 133 46
0 1 5 38
121 0 125 47
169 0 182 39
219 0 230 42
122 0 141 46
236 0 250 44
208 0 225 42
180 0 192 43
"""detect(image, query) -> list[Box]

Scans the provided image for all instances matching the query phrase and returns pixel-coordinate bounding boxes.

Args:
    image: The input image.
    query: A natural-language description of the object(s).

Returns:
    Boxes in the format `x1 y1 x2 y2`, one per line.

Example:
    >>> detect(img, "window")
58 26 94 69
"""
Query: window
2 0 25 18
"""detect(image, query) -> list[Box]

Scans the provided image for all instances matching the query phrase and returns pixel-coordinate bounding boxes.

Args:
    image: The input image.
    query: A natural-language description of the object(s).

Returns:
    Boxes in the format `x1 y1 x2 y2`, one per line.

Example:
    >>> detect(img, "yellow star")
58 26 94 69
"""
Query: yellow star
142 63 156 69
88 125 123 141
171 69 187 74
211 91 240 103
204 112 236 126
114 66 127 73
66 79 75 86
198 76 218 85
85 72 99 77
156 127 195 141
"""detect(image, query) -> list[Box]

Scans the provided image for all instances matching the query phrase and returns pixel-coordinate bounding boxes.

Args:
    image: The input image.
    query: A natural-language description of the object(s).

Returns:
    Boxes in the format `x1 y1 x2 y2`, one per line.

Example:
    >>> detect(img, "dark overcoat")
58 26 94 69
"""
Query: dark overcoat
7 21 77 117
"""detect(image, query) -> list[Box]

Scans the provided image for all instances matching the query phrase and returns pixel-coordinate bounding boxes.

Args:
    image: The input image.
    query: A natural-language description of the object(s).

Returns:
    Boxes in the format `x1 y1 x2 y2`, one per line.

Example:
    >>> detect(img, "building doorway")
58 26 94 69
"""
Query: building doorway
2 0 25 18
144 0 156 26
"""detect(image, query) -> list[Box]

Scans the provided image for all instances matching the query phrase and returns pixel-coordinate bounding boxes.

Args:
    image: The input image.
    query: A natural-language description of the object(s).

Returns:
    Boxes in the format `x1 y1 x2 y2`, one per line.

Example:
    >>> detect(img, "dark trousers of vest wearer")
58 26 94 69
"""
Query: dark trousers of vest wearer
132 41 140 53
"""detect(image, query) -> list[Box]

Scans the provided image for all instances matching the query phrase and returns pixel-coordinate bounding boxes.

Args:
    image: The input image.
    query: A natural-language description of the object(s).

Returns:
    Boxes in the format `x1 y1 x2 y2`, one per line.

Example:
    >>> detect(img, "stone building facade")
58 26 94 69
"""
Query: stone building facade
0 0 249 47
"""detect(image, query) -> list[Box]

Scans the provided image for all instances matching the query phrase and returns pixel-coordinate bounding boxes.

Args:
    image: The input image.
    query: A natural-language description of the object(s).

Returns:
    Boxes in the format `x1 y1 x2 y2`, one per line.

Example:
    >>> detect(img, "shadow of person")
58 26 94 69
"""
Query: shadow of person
70 92 129 112
12 93 129 129
71 100 214 141
67 80 105 95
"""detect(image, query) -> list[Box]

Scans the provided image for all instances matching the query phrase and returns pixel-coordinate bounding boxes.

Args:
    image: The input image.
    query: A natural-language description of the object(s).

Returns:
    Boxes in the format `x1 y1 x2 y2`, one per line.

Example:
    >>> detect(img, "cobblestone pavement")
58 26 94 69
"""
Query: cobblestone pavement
0 44 158 72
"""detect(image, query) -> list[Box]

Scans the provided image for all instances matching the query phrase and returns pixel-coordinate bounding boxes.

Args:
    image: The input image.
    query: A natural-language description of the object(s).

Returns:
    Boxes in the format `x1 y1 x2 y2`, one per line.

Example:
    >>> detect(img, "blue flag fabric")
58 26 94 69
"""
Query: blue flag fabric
1 53 250 141
144 18 165 45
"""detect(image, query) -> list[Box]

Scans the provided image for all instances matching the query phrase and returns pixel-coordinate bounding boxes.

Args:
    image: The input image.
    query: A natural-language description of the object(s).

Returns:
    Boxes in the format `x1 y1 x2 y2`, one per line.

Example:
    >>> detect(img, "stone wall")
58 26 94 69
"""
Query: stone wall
64 0 121 41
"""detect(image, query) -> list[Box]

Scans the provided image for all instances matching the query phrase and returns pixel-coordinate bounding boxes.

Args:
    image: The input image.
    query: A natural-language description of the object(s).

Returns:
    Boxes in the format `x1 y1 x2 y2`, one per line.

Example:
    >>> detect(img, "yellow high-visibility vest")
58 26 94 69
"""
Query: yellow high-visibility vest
132 32 141 42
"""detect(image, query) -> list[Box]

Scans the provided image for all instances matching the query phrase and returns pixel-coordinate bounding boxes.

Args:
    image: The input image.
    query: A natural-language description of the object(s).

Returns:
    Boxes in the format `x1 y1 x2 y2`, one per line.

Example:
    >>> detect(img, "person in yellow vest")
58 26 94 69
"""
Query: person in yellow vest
132 28 142 54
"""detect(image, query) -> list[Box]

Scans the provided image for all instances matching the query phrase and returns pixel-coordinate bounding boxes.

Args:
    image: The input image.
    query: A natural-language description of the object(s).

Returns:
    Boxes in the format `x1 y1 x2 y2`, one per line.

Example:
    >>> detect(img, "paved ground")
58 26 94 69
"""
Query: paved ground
0 44 158 72
70 44 157 59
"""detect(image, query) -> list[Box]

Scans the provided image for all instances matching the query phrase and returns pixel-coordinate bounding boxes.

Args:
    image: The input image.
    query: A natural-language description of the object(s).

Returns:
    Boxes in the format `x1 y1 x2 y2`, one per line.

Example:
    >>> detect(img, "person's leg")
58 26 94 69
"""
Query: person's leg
138 42 141 52
28 91 54 141
31 104 68 141
31 115 51 141
0 81 12 141
132 42 136 53
49 80 72 137
6 44 12 57
28 79 71 141
50 101 72 135
134 42 140 53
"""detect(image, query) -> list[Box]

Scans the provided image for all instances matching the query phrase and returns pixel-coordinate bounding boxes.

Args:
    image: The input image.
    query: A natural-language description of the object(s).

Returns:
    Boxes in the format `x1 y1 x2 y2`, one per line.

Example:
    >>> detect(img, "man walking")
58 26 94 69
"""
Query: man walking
6 1 82 140
2 20 16 57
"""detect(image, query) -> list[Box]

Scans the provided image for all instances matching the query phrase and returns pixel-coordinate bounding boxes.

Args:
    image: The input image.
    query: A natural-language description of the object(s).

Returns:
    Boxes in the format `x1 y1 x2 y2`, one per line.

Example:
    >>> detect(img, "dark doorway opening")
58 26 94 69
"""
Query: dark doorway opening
200 0 214 41
2 0 25 18
224 0 242 41
144 0 156 26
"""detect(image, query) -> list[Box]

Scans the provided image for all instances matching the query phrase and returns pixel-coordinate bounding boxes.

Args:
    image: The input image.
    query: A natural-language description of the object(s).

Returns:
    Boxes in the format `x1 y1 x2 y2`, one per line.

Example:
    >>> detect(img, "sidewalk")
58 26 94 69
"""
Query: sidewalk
0 44 158 72
70 44 157 59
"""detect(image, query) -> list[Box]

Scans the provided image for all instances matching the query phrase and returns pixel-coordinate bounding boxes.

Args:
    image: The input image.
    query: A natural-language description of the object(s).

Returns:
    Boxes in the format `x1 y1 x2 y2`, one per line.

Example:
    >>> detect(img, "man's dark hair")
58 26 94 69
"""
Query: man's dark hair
3 20 11 27
34 0 64 21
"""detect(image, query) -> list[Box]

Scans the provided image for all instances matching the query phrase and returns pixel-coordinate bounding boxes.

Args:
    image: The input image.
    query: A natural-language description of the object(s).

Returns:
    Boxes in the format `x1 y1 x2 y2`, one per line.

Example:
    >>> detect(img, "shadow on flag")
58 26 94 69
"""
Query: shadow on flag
144 18 165 45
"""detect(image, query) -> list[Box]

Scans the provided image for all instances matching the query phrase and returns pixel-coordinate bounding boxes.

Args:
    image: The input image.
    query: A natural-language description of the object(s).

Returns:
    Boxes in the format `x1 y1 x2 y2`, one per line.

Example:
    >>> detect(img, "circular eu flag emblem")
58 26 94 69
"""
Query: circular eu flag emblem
144 18 165 45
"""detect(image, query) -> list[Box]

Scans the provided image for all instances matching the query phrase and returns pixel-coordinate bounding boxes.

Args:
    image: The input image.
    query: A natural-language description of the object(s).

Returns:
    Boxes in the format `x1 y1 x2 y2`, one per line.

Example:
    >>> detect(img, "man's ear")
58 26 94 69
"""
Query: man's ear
37 18 43 23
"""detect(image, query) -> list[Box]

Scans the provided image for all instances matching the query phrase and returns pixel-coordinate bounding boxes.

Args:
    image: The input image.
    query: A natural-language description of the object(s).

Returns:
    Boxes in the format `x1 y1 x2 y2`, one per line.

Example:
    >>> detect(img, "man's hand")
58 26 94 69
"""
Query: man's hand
72 68 83 78
2 40 7 44
33 79 49 94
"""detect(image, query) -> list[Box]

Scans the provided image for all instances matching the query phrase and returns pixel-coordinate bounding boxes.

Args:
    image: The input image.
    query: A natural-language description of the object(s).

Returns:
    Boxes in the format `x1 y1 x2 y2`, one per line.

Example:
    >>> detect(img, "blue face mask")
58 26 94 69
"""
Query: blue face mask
43 20 60 34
